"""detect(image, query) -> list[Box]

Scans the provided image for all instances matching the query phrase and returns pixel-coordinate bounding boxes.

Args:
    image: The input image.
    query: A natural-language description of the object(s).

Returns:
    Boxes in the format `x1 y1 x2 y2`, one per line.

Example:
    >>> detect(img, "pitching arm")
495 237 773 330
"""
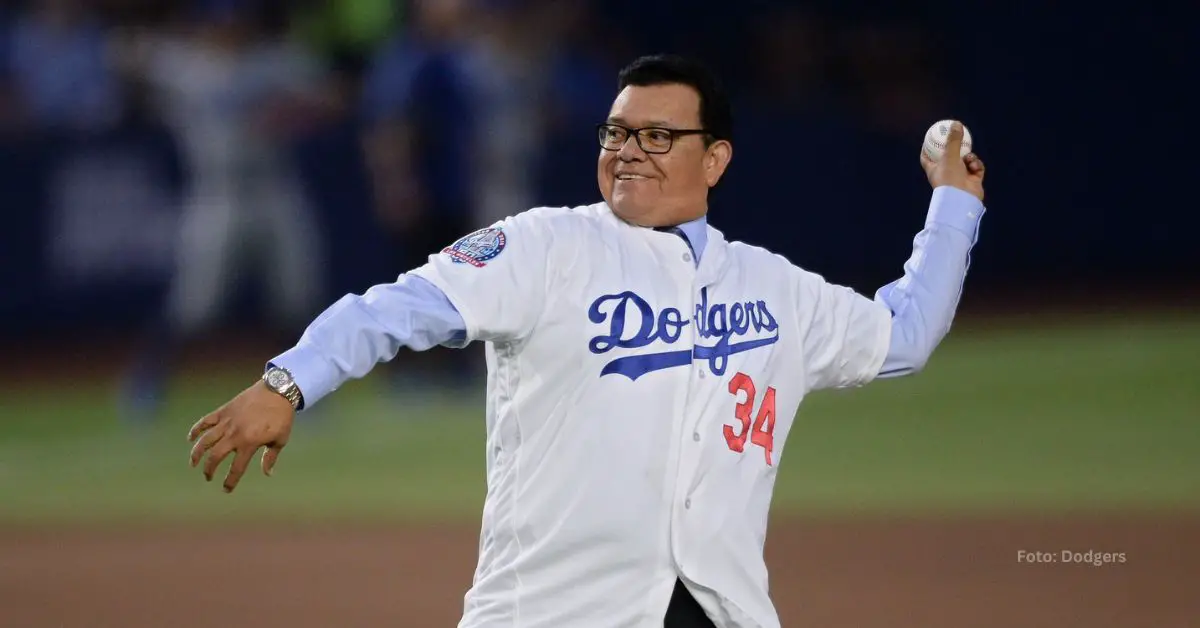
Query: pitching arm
875 186 986 377
268 275 467 410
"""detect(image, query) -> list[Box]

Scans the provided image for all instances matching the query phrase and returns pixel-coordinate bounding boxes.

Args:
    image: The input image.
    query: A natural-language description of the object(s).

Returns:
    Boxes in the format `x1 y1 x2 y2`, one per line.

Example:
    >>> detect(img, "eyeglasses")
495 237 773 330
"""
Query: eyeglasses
596 123 710 154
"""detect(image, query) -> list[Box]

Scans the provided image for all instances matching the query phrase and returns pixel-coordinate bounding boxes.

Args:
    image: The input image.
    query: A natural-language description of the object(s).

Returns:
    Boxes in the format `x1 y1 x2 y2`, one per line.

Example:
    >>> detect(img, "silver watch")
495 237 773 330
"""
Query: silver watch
263 365 304 410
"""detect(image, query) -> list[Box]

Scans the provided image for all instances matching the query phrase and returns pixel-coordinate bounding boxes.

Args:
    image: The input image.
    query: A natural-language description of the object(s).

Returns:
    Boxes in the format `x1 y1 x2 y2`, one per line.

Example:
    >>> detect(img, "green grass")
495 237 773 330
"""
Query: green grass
1 314 1197 525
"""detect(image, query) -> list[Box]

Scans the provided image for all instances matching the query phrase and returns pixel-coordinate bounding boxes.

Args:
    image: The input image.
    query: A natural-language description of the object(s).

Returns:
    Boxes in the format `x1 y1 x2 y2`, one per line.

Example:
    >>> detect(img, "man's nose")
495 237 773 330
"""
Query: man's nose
617 134 647 160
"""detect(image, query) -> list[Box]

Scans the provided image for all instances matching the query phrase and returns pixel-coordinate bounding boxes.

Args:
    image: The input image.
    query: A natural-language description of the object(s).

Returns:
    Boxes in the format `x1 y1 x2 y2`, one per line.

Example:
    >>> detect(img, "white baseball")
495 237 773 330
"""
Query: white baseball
922 119 973 161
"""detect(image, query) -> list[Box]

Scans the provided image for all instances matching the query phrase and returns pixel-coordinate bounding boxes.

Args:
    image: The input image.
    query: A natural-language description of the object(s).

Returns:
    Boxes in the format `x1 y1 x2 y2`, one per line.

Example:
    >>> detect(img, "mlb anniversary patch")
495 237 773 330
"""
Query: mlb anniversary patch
442 227 507 267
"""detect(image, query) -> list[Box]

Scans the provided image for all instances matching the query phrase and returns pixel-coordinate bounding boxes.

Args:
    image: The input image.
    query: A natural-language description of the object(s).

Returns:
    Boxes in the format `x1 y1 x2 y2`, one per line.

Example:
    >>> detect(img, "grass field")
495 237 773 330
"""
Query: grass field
2 312 1198 525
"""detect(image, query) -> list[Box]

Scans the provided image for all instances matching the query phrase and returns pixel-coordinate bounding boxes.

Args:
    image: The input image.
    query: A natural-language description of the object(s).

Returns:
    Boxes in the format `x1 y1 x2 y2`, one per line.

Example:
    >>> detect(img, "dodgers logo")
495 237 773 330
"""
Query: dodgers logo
442 227 507 267
587 287 779 380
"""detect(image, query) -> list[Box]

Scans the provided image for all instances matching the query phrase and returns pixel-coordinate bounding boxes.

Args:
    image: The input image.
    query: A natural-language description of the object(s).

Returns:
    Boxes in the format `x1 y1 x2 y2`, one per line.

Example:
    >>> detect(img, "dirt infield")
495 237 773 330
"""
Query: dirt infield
2 513 1196 628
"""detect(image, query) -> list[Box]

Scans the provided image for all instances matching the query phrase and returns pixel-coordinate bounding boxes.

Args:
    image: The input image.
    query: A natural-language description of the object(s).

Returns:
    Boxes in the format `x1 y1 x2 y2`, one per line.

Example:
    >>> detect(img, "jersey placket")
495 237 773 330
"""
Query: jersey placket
643 231 699 580
669 232 733 590
668 239 716 580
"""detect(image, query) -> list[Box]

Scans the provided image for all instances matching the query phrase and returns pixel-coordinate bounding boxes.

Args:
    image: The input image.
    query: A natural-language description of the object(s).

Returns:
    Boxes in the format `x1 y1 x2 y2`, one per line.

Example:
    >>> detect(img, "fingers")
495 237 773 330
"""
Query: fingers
188 413 221 442
202 439 235 482
965 153 986 176
223 448 255 493
261 445 282 477
919 149 937 173
192 425 275 492
190 422 226 468
941 121 964 162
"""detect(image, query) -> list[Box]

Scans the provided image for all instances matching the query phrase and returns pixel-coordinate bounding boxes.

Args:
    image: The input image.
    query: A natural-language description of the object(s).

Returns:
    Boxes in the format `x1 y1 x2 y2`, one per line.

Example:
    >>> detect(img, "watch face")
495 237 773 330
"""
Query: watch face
266 369 292 390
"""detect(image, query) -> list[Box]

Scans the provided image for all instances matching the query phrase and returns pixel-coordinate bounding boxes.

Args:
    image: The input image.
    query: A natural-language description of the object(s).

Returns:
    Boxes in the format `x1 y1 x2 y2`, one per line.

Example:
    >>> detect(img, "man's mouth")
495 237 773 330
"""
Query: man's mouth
615 173 651 181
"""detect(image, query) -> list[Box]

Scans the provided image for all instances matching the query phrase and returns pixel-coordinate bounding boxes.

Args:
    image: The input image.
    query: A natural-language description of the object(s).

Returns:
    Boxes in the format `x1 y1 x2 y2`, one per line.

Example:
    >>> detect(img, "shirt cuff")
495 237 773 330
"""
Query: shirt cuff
927 186 985 242
268 343 342 411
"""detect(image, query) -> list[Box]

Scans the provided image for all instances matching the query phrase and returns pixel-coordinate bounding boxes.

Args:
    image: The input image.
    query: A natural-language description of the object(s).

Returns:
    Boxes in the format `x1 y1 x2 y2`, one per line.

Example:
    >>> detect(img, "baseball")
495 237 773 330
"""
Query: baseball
922 119 973 161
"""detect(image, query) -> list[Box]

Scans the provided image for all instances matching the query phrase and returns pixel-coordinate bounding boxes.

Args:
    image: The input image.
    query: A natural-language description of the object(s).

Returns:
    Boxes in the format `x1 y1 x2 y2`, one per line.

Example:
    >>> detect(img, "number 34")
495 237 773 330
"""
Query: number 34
724 372 776 466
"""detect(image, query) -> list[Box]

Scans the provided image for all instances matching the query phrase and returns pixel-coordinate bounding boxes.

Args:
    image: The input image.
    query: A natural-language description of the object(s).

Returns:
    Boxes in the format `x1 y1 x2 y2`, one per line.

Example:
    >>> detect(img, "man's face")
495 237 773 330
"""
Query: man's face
598 84 731 227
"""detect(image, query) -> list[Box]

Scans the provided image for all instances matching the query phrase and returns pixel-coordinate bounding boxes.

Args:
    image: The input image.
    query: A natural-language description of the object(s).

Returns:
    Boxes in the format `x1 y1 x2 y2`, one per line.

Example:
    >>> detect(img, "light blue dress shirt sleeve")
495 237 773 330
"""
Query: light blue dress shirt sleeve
269 274 467 410
875 186 986 377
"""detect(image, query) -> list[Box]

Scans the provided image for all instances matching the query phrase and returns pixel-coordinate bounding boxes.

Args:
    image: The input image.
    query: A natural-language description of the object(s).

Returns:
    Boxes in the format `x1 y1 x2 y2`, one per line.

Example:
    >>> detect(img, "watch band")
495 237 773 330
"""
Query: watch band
279 382 304 410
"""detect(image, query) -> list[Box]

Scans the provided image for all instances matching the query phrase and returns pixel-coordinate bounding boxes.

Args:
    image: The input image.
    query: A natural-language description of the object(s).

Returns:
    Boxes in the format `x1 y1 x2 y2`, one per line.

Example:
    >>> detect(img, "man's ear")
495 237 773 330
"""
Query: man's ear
705 140 732 187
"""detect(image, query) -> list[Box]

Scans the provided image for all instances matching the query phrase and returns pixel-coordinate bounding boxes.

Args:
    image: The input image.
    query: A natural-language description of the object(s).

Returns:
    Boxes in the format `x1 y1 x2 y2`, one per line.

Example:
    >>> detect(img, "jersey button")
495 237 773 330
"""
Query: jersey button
692 432 700 442
682 252 692 263
684 498 692 509
698 370 706 379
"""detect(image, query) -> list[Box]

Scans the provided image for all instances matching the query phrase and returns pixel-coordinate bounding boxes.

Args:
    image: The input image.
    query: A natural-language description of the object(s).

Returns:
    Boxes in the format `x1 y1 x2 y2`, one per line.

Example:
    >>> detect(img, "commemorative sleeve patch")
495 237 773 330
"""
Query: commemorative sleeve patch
441 227 507 267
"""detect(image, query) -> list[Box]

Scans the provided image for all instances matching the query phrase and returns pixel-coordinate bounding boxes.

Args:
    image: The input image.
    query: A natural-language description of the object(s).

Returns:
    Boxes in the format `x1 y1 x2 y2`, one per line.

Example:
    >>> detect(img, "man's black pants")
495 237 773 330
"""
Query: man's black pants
663 578 717 627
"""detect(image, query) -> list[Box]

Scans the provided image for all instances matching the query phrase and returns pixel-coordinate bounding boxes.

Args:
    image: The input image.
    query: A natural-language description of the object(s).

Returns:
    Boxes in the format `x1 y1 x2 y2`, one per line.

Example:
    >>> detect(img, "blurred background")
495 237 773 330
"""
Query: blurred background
0 1 1196 627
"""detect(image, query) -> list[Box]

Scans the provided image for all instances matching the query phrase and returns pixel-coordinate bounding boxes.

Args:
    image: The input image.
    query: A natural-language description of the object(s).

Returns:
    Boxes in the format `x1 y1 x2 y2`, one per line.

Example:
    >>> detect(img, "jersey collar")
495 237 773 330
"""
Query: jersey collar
669 216 709 262
661 214 728 287
696 220 728 288
603 203 728 286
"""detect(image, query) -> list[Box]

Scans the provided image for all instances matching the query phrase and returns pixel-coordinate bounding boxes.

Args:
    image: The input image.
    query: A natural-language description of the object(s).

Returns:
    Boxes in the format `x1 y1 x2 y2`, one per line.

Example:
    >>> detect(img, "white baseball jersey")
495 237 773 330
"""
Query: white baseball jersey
410 202 892 628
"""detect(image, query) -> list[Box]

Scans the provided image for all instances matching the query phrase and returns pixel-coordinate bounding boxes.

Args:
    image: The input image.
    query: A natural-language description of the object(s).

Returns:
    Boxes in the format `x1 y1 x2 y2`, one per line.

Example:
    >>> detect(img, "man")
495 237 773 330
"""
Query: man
188 55 986 627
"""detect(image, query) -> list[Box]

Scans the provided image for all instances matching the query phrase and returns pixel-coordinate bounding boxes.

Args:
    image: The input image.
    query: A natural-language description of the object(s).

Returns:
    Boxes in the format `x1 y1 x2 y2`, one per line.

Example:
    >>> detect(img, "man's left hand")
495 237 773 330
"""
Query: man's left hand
921 121 985 202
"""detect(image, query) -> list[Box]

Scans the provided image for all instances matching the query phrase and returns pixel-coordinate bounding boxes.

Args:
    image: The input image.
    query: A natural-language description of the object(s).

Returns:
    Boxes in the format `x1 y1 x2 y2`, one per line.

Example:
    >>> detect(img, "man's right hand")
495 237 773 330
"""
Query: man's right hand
920 121 986 202
188 381 295 493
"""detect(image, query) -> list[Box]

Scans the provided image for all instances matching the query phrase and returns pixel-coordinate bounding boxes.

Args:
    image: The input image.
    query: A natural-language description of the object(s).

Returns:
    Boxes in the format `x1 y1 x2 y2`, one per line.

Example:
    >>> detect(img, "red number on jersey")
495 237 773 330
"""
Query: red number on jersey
723 372 777 466
724 373 756 453
751 386 776 465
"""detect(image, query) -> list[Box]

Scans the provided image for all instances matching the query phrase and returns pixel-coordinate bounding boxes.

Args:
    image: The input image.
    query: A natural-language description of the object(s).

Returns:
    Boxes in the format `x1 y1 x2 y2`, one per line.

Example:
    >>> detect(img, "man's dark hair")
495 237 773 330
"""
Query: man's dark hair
617 54 733 145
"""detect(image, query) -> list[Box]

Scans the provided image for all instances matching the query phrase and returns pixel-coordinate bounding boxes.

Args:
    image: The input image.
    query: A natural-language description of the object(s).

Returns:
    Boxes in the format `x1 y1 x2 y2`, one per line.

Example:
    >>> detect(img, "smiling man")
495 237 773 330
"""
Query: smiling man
187 54 986 627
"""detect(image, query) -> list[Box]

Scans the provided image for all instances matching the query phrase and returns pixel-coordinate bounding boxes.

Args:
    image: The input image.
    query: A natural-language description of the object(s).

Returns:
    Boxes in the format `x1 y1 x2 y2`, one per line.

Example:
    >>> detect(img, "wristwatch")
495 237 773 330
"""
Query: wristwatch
263 365 304 410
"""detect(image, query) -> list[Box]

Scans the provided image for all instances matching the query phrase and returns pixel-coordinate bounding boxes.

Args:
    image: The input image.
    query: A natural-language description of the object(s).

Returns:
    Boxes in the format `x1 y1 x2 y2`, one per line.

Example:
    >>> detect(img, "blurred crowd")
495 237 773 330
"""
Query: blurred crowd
0 0 949 245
